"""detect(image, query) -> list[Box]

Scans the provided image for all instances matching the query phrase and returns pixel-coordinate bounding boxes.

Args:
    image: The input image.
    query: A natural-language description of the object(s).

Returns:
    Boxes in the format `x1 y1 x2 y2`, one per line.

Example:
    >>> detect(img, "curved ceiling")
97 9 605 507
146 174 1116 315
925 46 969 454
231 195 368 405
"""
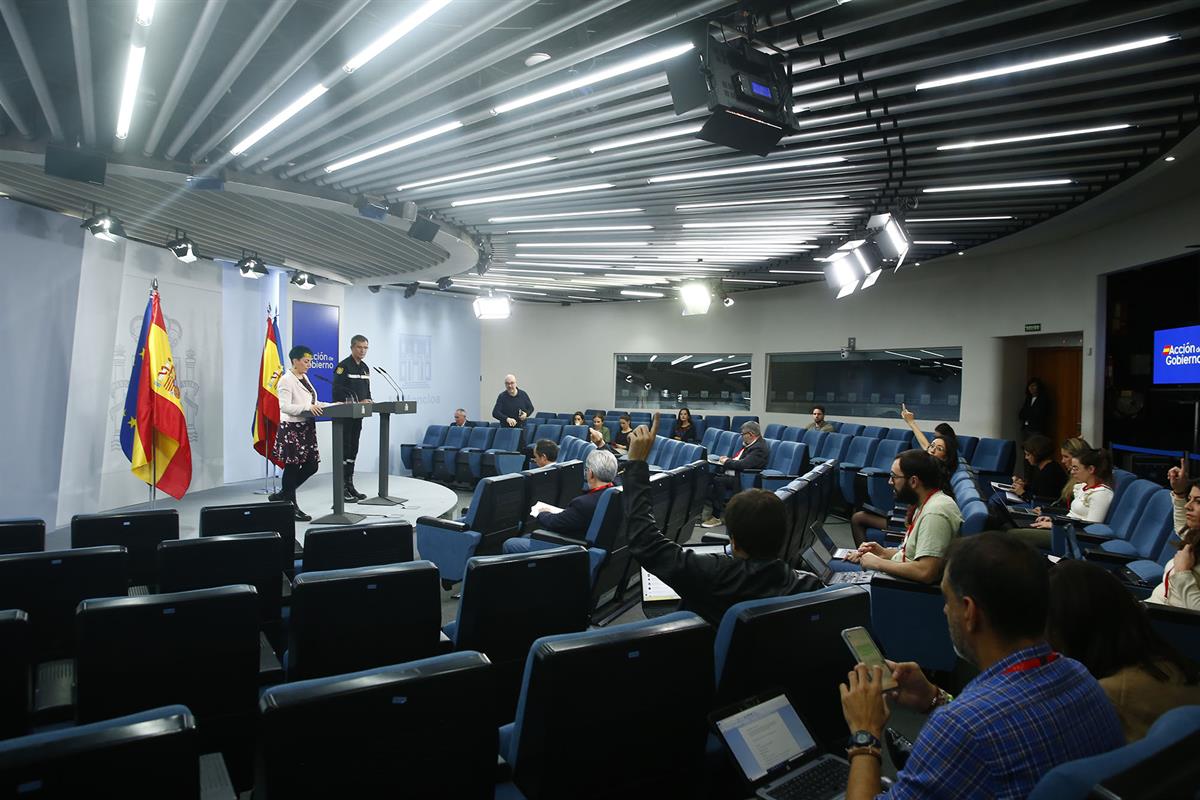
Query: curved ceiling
0 0 1196 302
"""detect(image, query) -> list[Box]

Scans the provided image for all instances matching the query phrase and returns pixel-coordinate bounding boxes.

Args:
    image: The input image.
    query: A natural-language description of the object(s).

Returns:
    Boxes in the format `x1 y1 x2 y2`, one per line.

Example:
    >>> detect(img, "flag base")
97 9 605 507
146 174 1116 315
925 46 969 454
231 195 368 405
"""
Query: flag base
358 495 407 506
309 511 366 526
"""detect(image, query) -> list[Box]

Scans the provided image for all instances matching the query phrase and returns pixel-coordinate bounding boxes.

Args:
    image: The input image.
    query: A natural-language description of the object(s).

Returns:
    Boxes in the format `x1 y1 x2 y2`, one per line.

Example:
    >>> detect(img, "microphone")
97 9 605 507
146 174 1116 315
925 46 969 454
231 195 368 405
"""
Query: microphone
310 373 355 402
373 365 403 402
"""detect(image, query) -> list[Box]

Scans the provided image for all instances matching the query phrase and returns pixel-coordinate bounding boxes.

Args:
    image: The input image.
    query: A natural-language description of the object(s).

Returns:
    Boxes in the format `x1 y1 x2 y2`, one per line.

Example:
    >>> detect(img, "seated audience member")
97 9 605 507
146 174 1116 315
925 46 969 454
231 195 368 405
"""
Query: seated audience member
806 405 835 432
451 408 469 427
1030 447 1113 529
850 421 958 546
845 449 961 583
985 434 1067 529
839 533 1124 800
673 407 697 443
623 416 821 625
702 421 770 528
1147 462 1200 609
1000 437 1092 541
571 411 586 427
1046 559 1200 741
530 448 618 538
611 413 632 453
531 439 558 468
933 422 956 440
591 413 611 443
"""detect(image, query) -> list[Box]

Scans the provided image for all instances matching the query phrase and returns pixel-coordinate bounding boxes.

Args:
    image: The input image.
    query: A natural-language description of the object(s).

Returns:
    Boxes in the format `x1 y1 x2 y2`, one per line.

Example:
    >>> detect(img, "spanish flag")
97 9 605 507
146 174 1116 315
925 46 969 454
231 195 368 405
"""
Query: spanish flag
252 313 286 467
120 290 192 499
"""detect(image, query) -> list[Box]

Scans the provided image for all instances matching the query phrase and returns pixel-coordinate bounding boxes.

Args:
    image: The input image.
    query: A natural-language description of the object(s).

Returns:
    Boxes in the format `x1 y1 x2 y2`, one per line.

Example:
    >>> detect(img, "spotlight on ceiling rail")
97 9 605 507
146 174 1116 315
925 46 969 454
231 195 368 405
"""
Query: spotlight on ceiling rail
290 271 316 290
81 208 126 243
237 253 267 279
166 232 197 263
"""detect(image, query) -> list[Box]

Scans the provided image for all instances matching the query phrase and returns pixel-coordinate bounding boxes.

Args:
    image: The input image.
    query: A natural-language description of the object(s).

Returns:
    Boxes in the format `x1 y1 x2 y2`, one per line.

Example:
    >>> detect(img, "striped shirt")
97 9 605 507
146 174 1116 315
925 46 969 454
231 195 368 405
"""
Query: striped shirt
884 643 1124 800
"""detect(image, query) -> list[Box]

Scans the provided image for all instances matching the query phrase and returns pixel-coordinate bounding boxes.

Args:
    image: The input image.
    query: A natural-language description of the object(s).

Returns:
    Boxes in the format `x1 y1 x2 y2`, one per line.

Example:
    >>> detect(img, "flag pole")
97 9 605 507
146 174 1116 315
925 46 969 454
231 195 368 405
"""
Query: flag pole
254 303 275 495
148 278 158 509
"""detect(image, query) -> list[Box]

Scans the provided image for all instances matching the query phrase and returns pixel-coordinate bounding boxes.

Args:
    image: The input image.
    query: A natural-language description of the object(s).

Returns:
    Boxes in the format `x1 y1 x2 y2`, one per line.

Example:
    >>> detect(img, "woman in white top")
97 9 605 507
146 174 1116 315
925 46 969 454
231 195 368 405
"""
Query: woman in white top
270 345 326 522
1148 460 1200 609
1031 447 1114 529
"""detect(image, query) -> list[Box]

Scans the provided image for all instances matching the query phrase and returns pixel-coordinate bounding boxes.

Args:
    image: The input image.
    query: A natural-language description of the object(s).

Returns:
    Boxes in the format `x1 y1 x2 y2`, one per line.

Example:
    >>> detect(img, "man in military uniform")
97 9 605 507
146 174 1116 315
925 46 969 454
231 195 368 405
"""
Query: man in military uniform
333 334 372 501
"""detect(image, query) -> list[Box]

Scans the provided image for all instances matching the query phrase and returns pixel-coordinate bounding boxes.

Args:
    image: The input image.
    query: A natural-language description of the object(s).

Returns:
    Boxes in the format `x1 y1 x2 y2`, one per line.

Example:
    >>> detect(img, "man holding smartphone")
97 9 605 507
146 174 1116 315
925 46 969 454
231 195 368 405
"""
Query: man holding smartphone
838 533 1123 799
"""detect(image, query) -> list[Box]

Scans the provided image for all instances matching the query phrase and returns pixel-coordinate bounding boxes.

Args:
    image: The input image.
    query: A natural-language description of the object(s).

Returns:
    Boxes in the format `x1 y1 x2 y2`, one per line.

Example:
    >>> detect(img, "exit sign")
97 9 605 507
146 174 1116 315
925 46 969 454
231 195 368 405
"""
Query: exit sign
1025 323 1042 332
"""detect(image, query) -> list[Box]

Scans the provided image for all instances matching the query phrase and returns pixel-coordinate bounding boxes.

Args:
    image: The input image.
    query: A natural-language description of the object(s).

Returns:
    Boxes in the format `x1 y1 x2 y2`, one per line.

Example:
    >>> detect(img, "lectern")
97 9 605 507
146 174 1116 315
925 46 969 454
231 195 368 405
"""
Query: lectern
359 400 417 506
310 402 373 526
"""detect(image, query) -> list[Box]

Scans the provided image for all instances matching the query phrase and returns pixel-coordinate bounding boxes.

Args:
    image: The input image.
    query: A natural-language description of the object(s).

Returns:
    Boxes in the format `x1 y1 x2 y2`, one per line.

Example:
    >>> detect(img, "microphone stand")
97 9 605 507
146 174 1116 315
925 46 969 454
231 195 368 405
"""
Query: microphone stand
373 365 403 402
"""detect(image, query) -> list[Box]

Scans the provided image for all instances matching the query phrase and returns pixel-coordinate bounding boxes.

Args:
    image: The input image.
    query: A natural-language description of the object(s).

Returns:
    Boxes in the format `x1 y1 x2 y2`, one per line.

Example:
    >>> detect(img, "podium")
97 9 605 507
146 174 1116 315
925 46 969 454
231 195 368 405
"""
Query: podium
359 400 417 506
309 402 374 526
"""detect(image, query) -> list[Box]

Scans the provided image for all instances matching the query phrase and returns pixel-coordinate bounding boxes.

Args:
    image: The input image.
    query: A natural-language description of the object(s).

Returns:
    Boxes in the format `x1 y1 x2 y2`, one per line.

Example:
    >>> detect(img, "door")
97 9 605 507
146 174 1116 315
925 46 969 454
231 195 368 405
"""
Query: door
1026 347 1083 444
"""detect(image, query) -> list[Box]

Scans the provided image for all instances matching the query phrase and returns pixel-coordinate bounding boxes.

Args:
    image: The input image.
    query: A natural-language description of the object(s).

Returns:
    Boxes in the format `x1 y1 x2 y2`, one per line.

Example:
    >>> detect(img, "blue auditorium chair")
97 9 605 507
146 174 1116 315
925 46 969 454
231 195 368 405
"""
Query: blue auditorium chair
960 499 989 534
75 585 260 788
741 439 801 491
0 610 31 740
838 423 865 438
781 426 805 442
521 465 560 529
956 434 979 462
779 479 815 566
444 547 590 721
700 426 722 455
1087 490 1176 580
840 438 900 508
71 509 178 587
501 487 623 586
534 423 562 445
665 465 696 542
561 424 588 443
298 521 413 572
810 432 851 467
258 653 498 799
199 501 298 571
415 473 527 584
970 437 1016 493
0 518 45 555
731 414 758 431
764 423 786 440
870 573 956 671
452 425 496 484
860 425 885 439
500 613 714 799
714 588 870 748
0 705 208 797
403 424 448 476
713 429 740 459
801 428 828 461
675 443 704 470
884 427 913 448
555 413 574 422
430 425 472 482
287 561 443 681
1027 705 1200 800
705 415 730 431
1077 478 1156 542
603 419 619 441
479 427 525 478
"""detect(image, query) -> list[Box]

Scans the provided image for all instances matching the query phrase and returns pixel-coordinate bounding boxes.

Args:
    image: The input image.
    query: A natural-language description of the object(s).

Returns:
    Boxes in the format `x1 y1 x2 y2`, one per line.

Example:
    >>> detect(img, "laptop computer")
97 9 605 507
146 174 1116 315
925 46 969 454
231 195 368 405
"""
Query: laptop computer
641 544 728 617
802 545 875 586
812 525 857 562
713 691 849 800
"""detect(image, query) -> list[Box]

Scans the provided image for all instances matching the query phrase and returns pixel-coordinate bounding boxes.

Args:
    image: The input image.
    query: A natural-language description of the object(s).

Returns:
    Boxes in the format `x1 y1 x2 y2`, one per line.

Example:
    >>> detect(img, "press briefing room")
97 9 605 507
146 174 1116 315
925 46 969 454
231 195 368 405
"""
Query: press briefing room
1 1 1199 798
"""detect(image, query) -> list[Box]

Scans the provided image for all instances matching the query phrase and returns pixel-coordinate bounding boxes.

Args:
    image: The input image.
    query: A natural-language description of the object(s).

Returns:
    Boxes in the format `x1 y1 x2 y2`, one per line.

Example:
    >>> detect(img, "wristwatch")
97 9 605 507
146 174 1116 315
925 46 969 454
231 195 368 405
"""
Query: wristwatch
847 730 882 750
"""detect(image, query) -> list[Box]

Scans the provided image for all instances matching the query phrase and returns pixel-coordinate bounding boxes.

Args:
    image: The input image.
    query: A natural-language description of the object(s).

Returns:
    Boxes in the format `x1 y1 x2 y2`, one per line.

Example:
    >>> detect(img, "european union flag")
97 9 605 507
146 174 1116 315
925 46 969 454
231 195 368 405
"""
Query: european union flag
120 298 154 461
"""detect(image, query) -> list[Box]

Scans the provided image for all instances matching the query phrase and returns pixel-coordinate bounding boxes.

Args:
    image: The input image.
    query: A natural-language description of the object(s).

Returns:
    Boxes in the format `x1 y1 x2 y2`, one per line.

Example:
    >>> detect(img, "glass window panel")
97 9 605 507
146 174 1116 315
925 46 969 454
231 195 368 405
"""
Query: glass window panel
614 353 752 411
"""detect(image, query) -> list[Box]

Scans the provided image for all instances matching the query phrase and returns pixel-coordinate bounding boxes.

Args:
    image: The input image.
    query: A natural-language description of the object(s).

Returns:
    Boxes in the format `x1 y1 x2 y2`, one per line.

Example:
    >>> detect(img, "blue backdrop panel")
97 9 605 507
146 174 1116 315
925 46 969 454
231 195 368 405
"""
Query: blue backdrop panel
292 300 340 403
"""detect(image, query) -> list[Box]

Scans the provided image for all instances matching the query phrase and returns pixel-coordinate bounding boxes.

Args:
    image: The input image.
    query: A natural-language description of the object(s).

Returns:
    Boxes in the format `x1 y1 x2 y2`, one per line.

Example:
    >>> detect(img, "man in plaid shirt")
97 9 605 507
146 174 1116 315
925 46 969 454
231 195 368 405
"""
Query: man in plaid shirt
840 533 1124 799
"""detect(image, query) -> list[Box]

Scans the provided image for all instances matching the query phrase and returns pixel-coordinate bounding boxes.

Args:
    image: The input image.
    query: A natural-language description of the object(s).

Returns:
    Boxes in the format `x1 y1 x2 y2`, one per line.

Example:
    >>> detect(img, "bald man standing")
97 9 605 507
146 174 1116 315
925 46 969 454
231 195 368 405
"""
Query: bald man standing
492 373 535 428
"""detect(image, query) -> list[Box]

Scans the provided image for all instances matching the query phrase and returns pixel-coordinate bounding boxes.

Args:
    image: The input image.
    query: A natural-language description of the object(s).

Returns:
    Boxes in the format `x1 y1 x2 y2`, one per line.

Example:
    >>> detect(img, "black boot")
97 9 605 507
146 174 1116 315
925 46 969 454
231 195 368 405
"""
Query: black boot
345 461 367 500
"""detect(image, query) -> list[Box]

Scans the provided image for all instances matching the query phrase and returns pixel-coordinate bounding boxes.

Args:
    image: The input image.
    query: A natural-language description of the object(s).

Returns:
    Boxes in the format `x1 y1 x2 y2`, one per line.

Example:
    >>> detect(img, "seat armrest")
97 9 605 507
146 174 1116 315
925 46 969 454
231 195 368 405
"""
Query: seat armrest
701 532 730 545
1084 549 1137 567
1075 530 1117 545
838 462 864 473
884 532 904 544
860 467 888 477
529 530 587 548
496 755 513 784
415 515 468 533
436 630 453 654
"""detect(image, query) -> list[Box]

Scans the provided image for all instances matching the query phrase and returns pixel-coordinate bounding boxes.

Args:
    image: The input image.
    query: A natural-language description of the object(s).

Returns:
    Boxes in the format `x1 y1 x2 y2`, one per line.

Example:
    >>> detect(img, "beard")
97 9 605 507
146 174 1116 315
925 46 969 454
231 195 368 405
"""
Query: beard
896 483 920 505
947 615 975 665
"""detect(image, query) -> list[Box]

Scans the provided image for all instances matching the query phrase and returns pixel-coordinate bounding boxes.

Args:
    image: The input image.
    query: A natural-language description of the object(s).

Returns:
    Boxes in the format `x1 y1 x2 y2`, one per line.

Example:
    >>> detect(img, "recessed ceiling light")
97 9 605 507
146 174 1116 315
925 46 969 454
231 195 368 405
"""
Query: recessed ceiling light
523 52 551 67
1164 155 1177 162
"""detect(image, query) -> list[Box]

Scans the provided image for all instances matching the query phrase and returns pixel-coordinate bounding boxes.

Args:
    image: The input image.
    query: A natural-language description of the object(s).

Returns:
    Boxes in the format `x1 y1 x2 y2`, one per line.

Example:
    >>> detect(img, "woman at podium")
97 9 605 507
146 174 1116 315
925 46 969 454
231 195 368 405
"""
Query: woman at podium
271 345 326 521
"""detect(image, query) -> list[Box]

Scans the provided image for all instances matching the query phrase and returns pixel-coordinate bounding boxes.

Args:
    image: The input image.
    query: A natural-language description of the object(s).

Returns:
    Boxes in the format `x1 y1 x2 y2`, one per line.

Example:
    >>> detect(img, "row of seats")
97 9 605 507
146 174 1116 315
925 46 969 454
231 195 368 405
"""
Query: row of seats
403 426 525 484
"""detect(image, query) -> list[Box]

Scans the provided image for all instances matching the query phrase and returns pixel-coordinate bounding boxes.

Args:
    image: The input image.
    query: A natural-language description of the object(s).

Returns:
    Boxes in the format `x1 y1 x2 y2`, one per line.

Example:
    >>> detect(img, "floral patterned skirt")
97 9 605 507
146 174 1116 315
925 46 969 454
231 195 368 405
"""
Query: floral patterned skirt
273 421 320 465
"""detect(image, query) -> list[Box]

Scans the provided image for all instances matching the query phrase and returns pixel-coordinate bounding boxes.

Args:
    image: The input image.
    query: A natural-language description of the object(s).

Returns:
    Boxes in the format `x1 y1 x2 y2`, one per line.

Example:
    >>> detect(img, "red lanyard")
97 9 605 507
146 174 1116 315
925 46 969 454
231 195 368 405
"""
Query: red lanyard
1002 651 1059 674
588 482 614 494
900 490 941 562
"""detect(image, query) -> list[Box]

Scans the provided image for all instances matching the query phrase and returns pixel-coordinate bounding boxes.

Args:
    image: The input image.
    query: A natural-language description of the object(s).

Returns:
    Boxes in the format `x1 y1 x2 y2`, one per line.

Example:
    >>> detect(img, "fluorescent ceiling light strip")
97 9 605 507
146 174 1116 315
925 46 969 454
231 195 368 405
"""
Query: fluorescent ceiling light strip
836 282 859 299
693 359 723 369
922 179 1071 193
676 194 847 210
397 155 556 192
681 220 830 229
908 216 1013 222
488 208 642 223
453 183 613 207
115 45 147 139
505 225 653 233
912 240 954 244
490 268 584 276
230 84 329 156
649 355 658 361
343 0 455 73
916 35 1176 91
838 239 866 251
712 362 748 372
723 279 778 284
515 241 647 248
670 355 692 365
648 156 846 183
135 0 156 26
589 123 703 153
568 296 598 301
325 120 463 172
936 123 1130 151
728 369 752 375
884 350 921 360
920 349 946 358
621 290 665 298
769 270 825 274
493 42 695 114
937 362 963 370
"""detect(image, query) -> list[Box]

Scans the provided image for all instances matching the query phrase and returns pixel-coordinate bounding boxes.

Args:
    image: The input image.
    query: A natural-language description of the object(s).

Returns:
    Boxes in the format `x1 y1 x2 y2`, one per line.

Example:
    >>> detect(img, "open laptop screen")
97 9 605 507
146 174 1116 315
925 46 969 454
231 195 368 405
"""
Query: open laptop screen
715 693 818 783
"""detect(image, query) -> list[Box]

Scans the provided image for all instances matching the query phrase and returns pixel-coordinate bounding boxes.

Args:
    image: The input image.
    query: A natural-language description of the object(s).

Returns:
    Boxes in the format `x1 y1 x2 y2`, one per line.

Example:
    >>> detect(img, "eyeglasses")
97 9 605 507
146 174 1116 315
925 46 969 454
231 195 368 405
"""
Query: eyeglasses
1068 464 1081 473
890 473 906 481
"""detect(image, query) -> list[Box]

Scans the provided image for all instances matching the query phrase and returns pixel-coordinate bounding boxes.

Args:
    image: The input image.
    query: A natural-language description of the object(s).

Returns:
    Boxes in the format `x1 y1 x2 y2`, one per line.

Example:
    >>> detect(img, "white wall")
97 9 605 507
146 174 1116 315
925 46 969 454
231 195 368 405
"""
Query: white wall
481 170 1200 445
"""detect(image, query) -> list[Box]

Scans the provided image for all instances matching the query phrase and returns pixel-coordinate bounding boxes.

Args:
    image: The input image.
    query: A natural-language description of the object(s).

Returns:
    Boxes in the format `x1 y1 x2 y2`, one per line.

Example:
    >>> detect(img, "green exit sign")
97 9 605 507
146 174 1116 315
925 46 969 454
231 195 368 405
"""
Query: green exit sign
1025 323 1042 332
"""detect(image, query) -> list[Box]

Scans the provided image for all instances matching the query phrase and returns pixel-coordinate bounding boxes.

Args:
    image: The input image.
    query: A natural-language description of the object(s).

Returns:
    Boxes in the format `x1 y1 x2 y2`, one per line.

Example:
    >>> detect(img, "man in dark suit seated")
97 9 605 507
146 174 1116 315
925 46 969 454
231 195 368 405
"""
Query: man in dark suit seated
702 420 770 528
520 448 619 540
624 415 821 625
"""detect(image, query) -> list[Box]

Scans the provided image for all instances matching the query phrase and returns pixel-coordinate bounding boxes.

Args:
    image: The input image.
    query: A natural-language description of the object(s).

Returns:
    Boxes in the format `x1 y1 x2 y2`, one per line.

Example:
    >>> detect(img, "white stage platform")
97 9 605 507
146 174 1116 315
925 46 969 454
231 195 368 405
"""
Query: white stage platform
46 472 459 550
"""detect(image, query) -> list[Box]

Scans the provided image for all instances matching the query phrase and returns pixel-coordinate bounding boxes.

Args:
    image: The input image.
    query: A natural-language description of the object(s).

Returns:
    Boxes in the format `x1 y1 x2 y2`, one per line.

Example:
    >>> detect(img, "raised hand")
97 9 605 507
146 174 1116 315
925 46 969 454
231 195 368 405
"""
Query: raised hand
1169 457 1189 496
627 412 662 462
901 403 915 423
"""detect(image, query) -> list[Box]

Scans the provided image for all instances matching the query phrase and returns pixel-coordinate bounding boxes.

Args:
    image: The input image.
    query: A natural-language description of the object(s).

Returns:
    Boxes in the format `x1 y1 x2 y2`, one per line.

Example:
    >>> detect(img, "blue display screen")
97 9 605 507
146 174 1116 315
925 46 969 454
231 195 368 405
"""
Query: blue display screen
750 80 773 99
1153 324 1200 385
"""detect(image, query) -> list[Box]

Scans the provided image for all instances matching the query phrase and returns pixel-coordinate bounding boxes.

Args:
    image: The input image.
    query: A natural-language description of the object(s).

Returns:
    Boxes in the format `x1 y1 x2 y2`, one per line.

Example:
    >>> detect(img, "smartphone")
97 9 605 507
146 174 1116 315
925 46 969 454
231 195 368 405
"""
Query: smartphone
841 626 898 691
